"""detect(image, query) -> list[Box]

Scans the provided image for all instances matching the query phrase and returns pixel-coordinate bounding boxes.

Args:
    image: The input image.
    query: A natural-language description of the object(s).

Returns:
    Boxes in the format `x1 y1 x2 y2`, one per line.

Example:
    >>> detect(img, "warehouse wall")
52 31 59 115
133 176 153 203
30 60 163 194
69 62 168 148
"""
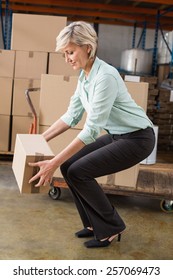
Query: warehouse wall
97 24 156 68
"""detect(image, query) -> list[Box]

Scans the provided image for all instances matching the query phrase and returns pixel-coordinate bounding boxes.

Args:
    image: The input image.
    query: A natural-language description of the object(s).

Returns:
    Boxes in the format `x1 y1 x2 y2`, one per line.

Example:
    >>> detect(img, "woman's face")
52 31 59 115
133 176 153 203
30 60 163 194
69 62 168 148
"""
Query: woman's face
63 42 91 72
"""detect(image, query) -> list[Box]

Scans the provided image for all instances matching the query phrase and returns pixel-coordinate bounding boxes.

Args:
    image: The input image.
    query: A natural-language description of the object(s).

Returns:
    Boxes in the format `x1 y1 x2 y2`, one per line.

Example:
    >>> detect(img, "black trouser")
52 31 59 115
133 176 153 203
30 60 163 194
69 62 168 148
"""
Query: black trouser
60 127 155 240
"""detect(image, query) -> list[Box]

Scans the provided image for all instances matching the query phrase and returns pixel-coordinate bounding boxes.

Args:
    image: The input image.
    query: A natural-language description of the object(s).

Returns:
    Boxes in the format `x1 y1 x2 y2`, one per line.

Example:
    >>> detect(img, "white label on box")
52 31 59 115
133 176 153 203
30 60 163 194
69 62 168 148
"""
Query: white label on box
170 90 173 102
124 75 140 82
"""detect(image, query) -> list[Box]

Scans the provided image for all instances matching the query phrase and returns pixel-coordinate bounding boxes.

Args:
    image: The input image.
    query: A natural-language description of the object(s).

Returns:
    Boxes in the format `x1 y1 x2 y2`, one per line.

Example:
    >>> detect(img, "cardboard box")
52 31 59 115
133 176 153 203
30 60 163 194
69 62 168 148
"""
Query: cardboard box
124 75 141 82
11 13 66 52
39 74 86 129
12 134 54 193
12 79 40 116
0 115 10 151
14 50 48 79
125 81 149 112
0 77 13 115
0 49 15 78
114 165 139 188
11 116 39 151
48 52 79 76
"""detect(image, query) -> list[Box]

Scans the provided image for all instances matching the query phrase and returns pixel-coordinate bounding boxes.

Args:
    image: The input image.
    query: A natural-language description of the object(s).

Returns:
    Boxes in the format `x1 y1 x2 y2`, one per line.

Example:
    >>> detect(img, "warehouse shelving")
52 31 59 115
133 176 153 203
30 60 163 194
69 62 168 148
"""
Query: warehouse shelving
0 0 12 49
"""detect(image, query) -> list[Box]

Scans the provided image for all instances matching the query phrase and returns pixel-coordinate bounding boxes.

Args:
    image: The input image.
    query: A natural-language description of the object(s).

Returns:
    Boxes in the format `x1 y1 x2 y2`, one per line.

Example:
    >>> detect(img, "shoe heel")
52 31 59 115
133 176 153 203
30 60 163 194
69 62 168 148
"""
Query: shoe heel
117 233 121 242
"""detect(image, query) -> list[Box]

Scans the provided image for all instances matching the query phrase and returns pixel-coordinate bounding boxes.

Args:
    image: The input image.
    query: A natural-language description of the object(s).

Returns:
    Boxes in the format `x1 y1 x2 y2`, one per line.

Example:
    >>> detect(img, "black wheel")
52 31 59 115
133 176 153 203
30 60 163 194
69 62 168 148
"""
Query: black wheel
160 200 173 213
48 187 61 200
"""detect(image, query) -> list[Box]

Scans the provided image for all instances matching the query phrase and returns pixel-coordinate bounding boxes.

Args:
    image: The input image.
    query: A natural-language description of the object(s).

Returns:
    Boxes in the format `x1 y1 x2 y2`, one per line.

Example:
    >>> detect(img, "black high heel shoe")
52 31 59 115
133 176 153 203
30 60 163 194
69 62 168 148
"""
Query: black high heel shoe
84 233 122 248
75 228 94 238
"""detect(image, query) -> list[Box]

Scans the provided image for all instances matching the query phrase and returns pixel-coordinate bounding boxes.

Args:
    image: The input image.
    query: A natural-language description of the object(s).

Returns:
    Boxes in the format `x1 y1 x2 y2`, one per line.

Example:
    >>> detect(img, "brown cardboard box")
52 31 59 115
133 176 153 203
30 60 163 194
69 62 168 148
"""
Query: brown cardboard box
125 81 149 112
12 134 54 193
12 79 40 116
11 116 39 151
0 49 15 78
14 51 48 79
48 52 79 76
39 74 86 129
0 115 10 151
0 77 13 115
114 165 139 188
11 13 66 52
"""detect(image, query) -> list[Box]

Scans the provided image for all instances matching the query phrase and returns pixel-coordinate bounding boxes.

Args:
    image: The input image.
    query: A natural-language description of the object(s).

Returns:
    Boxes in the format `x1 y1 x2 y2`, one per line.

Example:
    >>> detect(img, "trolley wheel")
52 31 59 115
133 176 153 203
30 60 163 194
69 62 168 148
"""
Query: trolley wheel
48 186 61 200
160 200 173 213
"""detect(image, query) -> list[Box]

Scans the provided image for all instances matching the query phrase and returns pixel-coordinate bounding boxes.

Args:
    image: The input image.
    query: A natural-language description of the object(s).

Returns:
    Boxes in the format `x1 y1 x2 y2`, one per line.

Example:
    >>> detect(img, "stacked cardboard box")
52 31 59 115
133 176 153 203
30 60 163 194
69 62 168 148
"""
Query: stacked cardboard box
11 14 67 52
124 75 158 122
39 74 84 129
125 81 149 111
0 50 15 151
153 88 173 151
11 51 48 150
140 76 158 123
48 52 79 76
9 13 67 151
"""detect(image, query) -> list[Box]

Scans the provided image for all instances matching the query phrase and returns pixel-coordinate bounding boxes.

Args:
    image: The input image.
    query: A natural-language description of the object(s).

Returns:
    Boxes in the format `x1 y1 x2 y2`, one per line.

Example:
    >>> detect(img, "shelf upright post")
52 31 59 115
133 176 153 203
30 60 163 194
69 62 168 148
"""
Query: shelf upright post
0 0 5 48
132 22 137 48
142 21 147 50
152 11 160 76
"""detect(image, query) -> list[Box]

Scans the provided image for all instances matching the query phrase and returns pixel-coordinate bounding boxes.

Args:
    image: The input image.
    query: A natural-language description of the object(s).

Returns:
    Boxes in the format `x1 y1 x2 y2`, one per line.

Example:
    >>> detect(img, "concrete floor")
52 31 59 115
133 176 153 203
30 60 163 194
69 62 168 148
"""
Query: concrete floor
0 160 173 260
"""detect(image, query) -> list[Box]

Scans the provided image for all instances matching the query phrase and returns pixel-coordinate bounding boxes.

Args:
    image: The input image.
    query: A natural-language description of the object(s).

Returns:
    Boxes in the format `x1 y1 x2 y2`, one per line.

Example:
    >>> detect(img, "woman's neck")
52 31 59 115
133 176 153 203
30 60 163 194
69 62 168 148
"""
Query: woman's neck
84 57 95 77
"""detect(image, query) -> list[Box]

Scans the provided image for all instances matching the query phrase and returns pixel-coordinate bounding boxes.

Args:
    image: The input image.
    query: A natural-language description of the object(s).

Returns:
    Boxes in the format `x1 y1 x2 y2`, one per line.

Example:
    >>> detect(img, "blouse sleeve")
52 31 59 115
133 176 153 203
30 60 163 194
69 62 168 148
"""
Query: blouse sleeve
60 82 85 127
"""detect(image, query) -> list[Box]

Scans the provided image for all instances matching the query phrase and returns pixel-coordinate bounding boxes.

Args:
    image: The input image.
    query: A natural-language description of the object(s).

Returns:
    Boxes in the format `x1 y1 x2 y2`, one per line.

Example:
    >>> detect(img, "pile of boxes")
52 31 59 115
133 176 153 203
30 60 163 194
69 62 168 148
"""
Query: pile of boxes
0 13 69 152
153 87 173 150
124 75 159 122
0 49 15 151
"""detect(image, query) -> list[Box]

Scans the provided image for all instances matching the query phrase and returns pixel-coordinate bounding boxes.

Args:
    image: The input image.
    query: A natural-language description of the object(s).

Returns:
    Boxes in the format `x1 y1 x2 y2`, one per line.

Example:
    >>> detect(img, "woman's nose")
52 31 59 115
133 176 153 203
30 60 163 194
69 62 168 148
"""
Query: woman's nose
65 55 71 63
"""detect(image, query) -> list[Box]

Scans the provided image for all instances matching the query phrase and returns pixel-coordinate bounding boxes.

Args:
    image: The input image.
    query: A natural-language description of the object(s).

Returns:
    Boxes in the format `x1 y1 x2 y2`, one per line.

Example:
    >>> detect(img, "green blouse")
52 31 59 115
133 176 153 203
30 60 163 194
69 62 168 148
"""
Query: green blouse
61 57 153 145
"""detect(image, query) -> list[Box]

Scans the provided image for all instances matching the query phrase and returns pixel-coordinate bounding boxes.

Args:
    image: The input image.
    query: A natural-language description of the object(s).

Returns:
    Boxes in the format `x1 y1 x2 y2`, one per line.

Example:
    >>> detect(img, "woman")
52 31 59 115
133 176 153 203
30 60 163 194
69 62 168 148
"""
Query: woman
29 21 155 248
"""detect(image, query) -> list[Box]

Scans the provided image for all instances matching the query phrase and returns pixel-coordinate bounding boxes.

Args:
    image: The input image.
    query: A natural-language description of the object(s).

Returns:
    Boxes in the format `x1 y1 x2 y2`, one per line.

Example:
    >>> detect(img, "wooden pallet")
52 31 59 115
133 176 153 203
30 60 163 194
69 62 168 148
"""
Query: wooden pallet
101 163 173 200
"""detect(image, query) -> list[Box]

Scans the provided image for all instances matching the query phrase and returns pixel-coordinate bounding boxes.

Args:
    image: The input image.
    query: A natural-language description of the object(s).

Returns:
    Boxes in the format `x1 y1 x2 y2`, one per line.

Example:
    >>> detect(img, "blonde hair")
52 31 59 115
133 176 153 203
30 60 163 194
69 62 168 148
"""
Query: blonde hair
55 21 98 58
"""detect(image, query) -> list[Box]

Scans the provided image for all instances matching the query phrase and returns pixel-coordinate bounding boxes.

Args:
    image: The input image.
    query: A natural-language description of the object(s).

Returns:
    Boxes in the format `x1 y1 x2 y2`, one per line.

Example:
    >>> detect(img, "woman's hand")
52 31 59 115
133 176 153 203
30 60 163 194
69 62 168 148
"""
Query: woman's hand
28 159 58 187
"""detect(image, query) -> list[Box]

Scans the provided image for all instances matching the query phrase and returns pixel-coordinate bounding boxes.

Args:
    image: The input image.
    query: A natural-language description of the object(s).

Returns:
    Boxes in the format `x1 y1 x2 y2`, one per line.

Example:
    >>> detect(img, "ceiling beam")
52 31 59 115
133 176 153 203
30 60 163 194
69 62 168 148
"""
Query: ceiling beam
1 3 152 22
1 0 173 30
131 0 173 4
2 0 173 17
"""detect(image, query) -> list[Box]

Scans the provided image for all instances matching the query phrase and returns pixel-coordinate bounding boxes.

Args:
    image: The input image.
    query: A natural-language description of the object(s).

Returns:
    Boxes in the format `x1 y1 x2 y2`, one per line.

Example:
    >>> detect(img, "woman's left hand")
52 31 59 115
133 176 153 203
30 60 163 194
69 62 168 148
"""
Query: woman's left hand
28 159 57 187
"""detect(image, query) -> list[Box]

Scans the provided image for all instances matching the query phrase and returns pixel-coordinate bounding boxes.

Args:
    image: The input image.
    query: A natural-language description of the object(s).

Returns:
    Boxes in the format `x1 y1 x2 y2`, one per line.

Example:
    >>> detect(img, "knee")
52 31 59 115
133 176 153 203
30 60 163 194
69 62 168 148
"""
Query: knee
60 161 80 181
60 161 69 178
67 164 89 183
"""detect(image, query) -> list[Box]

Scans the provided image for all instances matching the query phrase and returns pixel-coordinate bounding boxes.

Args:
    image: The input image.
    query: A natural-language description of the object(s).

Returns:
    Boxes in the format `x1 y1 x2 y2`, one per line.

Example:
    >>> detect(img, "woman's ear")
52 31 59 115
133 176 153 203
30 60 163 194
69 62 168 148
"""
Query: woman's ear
87 44 92 54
